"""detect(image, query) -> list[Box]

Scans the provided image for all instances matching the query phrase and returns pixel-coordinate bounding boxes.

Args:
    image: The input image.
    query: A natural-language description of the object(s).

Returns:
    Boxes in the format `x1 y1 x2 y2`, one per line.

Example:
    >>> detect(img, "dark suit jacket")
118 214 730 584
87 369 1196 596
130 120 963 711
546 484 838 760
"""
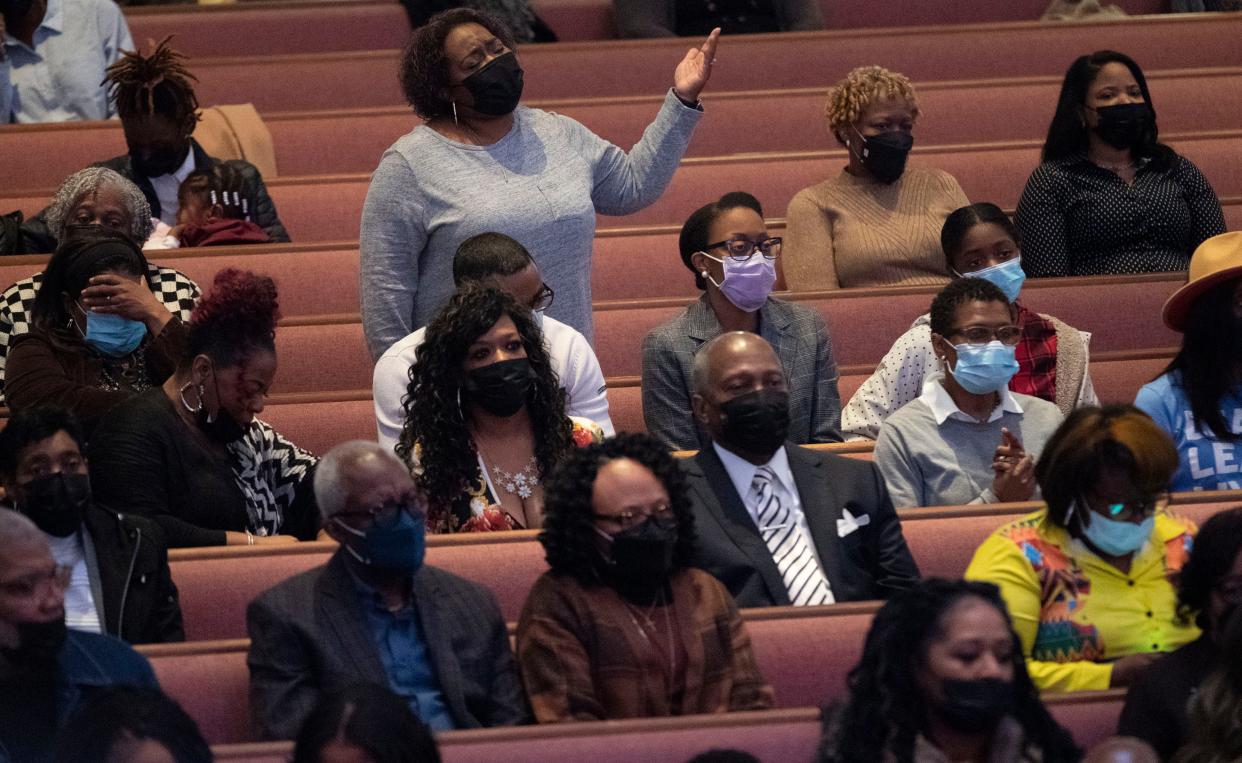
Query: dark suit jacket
684 442 920 607
246 551 530 740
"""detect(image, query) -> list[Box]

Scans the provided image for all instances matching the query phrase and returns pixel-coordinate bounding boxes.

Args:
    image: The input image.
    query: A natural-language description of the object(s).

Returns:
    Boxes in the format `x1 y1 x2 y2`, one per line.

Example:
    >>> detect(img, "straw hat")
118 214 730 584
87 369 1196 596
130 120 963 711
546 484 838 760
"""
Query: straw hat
1162 231 1242 332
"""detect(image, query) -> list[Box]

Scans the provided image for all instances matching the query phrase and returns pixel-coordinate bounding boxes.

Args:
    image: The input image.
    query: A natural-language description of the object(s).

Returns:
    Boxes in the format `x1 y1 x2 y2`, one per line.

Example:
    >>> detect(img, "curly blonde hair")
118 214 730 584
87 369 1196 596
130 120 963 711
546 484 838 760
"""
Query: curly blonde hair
824 66 920 144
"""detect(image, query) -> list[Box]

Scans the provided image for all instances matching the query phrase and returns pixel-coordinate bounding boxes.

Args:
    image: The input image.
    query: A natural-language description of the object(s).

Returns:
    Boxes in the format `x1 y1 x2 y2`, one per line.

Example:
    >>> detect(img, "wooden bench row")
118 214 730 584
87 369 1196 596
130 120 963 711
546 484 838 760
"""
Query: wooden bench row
4 67 1239 190
164 14 1242 111
165 497 1232 640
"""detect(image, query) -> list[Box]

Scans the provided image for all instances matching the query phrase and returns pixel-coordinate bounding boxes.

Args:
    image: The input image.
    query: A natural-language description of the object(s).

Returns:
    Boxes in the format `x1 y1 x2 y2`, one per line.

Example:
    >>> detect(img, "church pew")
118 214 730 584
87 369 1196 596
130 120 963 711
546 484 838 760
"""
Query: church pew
121 0 1167 58
4 131 1240 241
165 493 1238 642
141 617 1132 747
210 691 1128 762
5 66 1239 190
180 14 1241 110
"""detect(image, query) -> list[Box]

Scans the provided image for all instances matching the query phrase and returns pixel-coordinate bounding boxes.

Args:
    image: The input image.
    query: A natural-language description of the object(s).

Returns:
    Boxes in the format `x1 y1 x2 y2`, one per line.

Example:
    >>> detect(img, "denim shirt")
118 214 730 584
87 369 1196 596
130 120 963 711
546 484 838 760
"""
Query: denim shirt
350 572 454 730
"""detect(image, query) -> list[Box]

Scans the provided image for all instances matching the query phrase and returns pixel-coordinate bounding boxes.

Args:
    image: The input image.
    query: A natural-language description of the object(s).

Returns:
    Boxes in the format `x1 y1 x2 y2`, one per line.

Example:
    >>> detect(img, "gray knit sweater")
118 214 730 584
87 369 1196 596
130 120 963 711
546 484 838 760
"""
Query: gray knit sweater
358 90 702 359
873 387 1064 509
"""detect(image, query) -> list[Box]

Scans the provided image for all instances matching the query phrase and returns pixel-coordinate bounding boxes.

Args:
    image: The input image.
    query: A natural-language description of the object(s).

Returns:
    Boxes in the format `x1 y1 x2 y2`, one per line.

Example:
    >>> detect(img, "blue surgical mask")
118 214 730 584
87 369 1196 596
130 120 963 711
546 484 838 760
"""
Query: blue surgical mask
960 257 1026 303
949 340 1019 394
1080 510 1154 557
83 311 146 357
335 508 426 573
702 252 777 313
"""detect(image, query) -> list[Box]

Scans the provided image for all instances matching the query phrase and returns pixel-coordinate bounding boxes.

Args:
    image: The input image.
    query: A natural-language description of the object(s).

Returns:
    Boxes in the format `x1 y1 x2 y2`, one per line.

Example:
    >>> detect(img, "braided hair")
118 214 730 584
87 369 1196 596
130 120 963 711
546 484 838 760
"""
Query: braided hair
104 36 200 131
179 164 254 222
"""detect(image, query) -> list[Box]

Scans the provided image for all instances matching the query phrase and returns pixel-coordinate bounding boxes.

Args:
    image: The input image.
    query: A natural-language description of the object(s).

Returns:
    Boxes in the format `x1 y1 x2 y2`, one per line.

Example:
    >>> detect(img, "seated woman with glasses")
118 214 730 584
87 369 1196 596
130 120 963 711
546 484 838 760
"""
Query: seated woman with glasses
516 433 774 722
966 405 1200 693
642 191 842 451
873 278 1064 508
396 284 602 533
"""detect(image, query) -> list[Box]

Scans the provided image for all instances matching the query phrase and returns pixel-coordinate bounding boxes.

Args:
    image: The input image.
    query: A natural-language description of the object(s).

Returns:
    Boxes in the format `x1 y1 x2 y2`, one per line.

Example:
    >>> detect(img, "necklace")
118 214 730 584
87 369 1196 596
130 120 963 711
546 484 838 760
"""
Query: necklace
488 456 539 499
622 591 676 681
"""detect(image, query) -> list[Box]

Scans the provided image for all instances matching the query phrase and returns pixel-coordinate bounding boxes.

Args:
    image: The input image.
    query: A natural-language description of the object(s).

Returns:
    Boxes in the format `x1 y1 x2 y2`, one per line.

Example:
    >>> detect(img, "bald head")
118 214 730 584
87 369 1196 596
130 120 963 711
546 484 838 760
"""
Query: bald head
0 509 46 558
692 332 783 397
314 441 413 522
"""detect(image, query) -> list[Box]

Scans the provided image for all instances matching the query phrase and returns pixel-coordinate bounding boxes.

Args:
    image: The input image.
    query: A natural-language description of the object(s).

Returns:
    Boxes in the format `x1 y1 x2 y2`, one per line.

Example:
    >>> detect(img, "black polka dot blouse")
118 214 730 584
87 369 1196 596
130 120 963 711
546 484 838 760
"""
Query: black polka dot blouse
1014 153 1226 277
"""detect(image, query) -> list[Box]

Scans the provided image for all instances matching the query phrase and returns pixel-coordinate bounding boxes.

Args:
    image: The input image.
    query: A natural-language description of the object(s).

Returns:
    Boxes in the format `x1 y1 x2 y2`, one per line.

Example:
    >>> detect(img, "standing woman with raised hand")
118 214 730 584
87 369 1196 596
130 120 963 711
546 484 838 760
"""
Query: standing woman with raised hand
1016 50 1225 277
360 9 719 359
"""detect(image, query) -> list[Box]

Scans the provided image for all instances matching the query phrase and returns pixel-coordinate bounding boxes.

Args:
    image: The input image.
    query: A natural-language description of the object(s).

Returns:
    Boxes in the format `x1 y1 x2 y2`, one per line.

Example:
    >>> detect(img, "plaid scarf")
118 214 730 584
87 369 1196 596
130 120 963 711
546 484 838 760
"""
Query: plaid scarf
1011 302 1058 402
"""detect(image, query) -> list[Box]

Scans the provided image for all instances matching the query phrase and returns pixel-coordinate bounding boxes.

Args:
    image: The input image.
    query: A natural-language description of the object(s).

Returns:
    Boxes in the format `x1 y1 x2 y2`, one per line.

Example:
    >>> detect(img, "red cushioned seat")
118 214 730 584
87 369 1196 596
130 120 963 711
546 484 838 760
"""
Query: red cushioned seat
746 605 877 708
257 397 378 455
272 323 372 394
145 643 250 745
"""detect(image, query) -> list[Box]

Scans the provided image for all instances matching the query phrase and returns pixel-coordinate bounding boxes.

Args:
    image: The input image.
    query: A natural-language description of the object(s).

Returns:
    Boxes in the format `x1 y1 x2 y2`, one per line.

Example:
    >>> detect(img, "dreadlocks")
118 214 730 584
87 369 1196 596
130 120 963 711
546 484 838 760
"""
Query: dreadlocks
104 36 200 130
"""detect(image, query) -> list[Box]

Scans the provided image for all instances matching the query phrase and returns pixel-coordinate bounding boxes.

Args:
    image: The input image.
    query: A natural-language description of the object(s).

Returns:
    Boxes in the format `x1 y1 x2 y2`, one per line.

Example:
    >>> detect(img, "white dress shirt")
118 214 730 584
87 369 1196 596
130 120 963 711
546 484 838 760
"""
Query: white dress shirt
919 370 1025 425
373 313 614 454
711 442 835 603
149 148 196 225
47 531 101 634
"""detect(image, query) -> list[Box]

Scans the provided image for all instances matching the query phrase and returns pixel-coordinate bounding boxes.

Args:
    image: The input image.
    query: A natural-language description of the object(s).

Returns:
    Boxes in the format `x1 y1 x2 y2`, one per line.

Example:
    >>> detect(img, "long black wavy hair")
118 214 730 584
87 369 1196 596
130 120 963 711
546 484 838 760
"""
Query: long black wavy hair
1176 507 1242 630
396 285 571 524
820 579 1080 763
539 433 697 586
1164 278 1242 441
1041 50 1176 172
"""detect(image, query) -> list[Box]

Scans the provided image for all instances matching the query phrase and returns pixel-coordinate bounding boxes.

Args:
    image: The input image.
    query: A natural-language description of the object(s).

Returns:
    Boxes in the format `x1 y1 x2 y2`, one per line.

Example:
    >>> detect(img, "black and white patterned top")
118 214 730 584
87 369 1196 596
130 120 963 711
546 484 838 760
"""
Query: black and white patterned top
1015 153 1226 277
0 264 200 401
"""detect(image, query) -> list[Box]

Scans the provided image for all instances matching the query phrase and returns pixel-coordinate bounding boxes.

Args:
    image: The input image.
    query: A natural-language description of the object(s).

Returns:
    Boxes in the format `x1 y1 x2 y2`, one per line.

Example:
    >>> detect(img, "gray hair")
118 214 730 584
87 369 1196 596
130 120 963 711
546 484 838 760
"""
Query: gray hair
0 508 46 554
44 167 155 244
313 440 409 521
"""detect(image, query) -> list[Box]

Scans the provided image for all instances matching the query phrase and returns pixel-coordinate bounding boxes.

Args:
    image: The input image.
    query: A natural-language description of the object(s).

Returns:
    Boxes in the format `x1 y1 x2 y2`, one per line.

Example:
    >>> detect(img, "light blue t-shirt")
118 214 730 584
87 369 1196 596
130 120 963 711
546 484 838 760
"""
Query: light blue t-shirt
1135 372 1242 492
0 0 132 123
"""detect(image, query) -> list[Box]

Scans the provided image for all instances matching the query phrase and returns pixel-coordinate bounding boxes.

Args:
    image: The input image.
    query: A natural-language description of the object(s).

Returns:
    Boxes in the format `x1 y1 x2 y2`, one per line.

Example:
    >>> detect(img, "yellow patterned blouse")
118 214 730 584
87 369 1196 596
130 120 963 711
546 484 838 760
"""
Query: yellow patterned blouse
965 509 1200 693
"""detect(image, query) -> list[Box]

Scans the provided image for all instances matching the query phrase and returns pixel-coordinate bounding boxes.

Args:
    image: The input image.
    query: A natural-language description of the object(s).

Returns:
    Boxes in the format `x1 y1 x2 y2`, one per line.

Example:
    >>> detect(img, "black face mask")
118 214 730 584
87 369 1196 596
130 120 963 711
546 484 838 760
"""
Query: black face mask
461 52 524 117
1093 102 1151 151
16 473 91 538
934 678 1014 734
717 388 791 457
853 129 913 184
0 0 36 19
1 619 67 670
463 357 533 417
130 144 189 179
196 369 248 443
603 518 678 598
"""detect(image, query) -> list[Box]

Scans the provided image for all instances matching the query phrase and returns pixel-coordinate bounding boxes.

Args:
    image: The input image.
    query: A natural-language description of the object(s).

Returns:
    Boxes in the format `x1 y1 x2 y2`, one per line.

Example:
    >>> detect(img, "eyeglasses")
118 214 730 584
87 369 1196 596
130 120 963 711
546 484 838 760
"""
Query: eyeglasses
950 325 1023 347
593 503 674 532
0 565 72 598
1099 491 1170 522
531 283 554 312
333 501 425 529
705 236 783 260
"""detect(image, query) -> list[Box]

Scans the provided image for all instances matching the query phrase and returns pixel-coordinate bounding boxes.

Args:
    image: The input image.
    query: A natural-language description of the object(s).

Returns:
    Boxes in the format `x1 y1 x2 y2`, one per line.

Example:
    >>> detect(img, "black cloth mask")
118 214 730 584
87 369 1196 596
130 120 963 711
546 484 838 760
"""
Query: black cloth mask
16 473 91 538
854 129 913 184
461 52 525 117
198 369 247 443
463 357 534 417
130 144 189 179
1093 102 1152 151
603 518 678 600
718 388 791 457
1 619 67 670
934 678 1015 734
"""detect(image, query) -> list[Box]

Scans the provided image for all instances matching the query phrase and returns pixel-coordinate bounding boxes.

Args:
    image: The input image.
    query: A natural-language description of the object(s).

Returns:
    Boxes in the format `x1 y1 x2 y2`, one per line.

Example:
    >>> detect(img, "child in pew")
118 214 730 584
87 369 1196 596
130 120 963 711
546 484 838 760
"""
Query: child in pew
149 165 271 249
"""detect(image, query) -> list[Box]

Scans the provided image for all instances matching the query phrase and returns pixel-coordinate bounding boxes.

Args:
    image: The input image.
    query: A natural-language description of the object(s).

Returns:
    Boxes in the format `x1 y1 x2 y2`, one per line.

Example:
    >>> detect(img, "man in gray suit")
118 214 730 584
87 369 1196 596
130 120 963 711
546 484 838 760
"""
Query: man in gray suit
683 333 920 608
641 191 842 451
246 441 529 740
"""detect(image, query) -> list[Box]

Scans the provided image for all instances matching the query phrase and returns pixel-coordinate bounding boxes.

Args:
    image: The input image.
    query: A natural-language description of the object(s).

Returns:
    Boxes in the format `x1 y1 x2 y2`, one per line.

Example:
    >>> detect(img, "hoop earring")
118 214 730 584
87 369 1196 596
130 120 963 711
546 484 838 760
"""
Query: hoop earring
179 381 203 414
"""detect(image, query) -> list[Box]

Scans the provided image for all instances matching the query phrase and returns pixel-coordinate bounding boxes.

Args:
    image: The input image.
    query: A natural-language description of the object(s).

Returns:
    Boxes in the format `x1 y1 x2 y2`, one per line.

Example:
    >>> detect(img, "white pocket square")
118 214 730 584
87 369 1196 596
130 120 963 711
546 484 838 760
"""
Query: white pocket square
836 508 871 538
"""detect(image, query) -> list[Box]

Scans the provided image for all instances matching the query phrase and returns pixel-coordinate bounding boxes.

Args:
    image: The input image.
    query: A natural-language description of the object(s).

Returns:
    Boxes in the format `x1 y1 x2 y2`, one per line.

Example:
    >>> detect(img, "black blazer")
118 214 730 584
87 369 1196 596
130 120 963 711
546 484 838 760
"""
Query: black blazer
684 442 920 607
246 551 530 740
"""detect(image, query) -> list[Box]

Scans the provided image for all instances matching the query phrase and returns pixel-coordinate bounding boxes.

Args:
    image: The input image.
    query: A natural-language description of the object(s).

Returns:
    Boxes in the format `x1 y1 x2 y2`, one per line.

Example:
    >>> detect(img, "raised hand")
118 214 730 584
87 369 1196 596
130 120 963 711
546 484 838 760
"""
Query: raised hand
80 273 171 333
673 27 720 104
992 453 1037 503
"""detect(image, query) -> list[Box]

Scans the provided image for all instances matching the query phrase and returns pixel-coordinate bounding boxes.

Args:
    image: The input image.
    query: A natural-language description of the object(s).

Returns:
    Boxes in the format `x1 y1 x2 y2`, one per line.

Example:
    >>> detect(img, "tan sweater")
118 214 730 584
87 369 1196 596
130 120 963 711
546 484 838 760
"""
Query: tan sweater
782 166 970 290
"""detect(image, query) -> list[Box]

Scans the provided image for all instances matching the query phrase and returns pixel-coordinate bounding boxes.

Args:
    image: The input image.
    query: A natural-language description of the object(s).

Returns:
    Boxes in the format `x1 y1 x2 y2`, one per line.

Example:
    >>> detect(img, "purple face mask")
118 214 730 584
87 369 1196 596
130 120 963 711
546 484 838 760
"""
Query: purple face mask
702 252 777 313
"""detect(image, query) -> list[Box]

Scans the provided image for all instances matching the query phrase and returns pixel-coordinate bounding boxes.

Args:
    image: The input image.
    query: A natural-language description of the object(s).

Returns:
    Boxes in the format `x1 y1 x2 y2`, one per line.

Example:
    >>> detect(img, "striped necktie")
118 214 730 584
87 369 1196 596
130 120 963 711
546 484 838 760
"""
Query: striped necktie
750 465 833 606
